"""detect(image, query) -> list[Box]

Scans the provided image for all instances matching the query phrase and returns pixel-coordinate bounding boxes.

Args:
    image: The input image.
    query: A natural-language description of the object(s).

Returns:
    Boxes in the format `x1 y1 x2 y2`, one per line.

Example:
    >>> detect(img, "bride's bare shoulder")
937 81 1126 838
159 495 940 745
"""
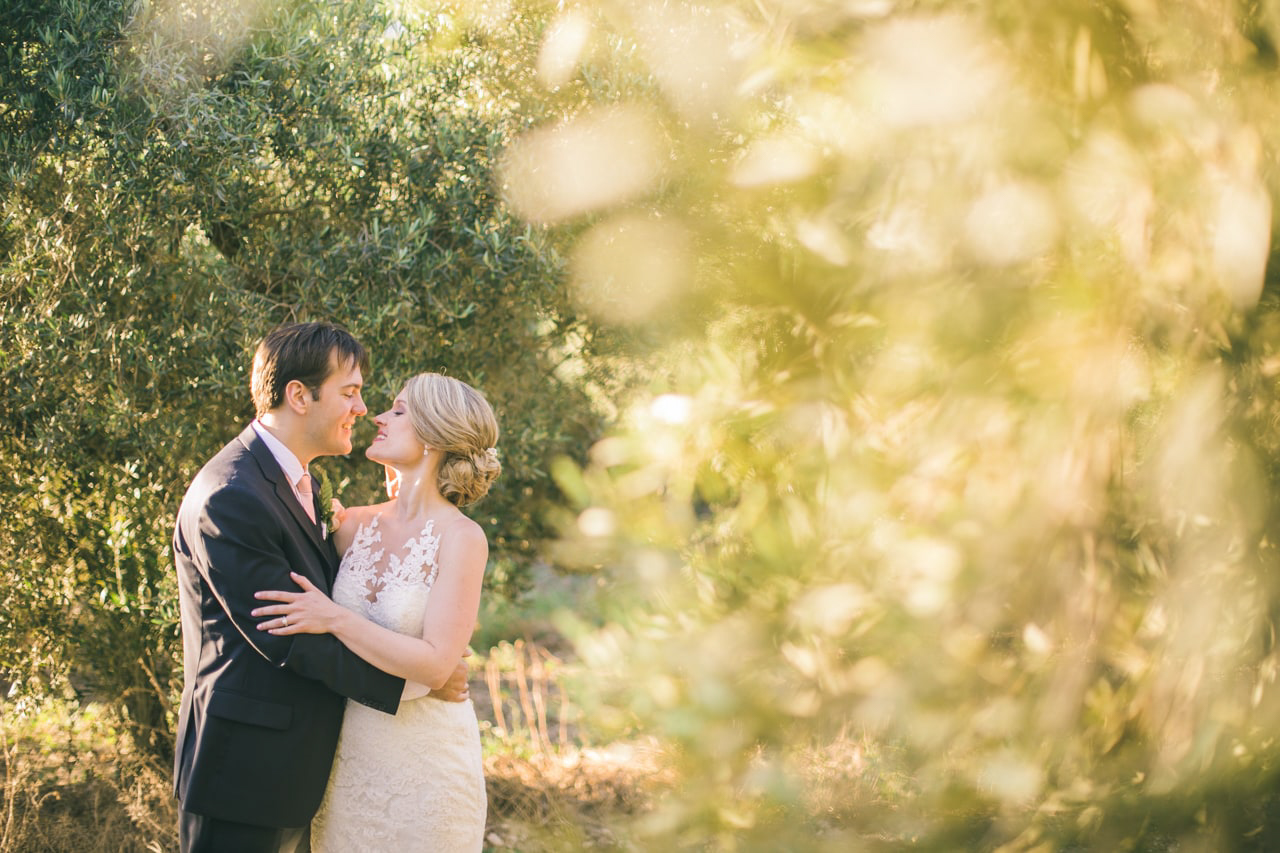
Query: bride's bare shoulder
437 511 487 553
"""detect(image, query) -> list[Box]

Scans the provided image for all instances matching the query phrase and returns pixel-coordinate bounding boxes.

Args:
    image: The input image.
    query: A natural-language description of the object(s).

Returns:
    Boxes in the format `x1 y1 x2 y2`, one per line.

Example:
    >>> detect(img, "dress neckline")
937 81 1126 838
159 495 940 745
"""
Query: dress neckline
363 512 436 544
344 514 442 607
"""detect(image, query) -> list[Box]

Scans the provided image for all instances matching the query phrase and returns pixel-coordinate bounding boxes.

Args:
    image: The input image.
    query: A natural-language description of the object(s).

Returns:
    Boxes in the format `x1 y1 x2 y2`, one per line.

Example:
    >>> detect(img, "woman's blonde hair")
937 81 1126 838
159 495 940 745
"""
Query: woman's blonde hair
403 373 500 507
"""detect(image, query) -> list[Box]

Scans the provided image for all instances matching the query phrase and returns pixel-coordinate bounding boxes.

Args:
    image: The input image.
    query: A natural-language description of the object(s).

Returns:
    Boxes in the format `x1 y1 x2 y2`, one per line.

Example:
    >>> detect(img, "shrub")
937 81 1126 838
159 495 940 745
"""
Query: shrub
0 0 605 758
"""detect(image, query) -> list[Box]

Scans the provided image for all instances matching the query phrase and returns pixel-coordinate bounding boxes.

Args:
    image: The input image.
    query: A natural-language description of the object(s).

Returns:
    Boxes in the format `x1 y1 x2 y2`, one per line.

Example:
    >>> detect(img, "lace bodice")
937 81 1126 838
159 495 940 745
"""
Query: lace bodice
331 514 439 636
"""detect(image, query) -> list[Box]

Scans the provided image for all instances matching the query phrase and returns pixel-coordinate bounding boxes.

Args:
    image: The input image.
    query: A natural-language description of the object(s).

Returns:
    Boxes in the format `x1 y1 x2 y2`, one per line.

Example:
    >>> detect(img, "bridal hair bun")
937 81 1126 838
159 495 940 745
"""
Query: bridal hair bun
404 373 501 507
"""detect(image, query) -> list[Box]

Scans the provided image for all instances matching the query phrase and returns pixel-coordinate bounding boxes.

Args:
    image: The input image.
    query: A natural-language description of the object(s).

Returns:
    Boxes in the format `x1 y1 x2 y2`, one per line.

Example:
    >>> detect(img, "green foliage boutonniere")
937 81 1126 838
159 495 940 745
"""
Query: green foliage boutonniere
313 469 339 536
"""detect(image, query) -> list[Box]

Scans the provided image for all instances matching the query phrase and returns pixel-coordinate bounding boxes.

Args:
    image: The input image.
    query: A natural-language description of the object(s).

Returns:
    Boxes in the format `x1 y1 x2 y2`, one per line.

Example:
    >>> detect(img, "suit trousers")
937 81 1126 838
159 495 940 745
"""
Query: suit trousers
180 808 309 853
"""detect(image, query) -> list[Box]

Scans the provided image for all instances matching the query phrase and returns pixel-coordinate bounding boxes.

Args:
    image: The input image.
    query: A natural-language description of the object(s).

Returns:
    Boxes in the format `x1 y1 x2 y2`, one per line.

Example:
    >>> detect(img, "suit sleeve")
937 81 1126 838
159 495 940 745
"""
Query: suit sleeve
193 483 404 713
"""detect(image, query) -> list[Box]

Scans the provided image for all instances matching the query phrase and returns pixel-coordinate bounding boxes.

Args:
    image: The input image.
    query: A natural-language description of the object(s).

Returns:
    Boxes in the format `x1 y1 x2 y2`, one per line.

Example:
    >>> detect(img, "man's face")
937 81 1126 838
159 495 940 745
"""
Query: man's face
304 354 367 458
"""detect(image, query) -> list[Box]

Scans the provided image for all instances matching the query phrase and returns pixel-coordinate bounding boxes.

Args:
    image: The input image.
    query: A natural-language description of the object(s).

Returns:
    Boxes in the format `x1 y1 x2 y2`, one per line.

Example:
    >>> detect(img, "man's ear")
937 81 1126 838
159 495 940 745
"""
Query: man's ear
283 379 312 415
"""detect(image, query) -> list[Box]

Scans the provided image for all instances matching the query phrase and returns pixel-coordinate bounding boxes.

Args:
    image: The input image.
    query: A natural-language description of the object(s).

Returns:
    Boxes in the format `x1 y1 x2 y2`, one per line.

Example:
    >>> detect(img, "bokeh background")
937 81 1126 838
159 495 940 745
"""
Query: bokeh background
5 0 1280 849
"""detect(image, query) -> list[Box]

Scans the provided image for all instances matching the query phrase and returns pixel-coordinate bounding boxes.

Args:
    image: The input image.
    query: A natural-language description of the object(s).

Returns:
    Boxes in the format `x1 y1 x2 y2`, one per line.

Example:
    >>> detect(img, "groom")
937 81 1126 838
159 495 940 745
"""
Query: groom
172 322 469 853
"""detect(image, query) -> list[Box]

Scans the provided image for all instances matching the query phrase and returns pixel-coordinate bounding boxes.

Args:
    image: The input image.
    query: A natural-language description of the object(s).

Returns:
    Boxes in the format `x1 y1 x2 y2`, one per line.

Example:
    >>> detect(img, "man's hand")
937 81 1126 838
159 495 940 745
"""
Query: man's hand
429 652 471 703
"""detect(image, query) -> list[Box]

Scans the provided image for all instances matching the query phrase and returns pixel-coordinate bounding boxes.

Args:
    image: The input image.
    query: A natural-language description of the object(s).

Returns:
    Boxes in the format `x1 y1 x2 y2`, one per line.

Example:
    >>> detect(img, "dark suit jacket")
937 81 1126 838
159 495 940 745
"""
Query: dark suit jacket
172 425 405 828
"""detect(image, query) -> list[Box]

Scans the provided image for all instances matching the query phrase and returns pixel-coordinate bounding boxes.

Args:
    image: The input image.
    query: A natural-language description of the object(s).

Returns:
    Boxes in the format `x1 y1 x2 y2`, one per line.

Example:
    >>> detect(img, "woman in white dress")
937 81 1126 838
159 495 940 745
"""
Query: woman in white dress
252 372 499 851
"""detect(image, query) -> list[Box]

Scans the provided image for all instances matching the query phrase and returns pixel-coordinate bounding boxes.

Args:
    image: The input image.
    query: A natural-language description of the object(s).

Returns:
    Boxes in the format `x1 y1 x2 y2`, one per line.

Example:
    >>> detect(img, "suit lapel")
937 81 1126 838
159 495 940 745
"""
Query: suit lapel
238 426 337 578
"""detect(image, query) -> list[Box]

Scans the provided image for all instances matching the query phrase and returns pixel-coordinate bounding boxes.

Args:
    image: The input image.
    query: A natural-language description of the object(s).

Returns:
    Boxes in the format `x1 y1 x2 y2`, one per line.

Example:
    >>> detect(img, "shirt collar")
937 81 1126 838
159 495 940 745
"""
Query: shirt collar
251 419 307 487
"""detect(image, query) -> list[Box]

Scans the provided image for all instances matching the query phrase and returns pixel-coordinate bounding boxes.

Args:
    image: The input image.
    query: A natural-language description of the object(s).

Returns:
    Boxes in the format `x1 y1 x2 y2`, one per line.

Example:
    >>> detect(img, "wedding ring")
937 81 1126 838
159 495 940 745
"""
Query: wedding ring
282 615 289 627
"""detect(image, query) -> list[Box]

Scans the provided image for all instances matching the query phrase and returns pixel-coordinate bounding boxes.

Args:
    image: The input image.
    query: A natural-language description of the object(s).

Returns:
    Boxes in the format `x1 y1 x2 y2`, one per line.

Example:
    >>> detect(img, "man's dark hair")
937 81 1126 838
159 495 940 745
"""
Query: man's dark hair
250 322 369 417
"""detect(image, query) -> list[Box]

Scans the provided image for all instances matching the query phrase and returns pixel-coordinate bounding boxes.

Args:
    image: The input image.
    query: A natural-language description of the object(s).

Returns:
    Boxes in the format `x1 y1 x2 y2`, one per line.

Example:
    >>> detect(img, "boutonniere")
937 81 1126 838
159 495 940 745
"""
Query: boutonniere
313 469 342 538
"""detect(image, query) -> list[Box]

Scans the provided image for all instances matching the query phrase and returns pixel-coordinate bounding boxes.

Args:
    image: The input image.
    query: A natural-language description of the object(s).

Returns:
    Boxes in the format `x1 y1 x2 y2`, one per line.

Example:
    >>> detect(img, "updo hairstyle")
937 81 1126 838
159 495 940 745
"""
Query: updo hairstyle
403 373 501 507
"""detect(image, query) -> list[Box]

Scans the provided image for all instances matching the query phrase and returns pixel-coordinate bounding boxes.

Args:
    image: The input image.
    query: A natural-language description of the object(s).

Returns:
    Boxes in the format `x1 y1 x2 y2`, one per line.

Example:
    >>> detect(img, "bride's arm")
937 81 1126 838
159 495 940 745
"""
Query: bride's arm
252 518 487 690
403 654 472 702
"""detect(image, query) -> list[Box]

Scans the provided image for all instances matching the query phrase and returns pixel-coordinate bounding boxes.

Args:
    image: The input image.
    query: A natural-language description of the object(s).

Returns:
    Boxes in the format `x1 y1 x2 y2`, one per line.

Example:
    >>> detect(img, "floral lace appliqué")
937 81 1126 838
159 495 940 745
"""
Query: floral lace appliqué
331 514 440 637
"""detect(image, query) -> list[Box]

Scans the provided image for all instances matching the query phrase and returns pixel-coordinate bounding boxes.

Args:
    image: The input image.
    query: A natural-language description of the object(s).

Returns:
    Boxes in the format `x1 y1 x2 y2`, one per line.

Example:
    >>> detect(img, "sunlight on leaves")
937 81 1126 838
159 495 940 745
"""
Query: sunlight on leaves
963 180 1059 267
860 14 1008 128
570 214 691 323
500 0 1280 847
500 105 666 224
537 10 592 89
1211 174 1271 310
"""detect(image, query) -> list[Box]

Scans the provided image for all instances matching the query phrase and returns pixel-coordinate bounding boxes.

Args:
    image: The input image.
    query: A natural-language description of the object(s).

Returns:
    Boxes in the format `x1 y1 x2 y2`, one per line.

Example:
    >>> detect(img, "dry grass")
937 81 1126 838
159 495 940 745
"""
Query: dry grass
0 640 663 852
0 655 897 852
0 642 906 852
475 639 671 850
483 741 671 851
0 701 177 852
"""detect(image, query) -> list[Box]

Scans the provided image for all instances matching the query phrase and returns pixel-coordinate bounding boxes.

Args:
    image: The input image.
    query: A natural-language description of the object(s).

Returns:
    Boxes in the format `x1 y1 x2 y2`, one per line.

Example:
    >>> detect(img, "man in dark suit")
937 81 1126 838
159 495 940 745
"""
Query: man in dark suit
172 322 468 852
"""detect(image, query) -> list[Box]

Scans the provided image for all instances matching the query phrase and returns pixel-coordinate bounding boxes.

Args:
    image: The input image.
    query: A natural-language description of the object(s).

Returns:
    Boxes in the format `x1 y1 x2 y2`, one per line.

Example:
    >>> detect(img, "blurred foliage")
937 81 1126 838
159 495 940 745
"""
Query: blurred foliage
515 0 1280 848
0 0 610 758
11 0 1280 847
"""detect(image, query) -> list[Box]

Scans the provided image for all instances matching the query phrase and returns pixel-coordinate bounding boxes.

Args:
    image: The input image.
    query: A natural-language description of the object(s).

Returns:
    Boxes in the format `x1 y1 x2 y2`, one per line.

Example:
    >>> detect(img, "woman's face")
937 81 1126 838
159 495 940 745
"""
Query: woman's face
366 388 426 466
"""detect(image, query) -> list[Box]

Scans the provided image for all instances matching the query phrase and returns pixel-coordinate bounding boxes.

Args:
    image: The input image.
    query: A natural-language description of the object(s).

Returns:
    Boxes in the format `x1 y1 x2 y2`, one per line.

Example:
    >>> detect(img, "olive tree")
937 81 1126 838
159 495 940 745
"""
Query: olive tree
0 0 602 757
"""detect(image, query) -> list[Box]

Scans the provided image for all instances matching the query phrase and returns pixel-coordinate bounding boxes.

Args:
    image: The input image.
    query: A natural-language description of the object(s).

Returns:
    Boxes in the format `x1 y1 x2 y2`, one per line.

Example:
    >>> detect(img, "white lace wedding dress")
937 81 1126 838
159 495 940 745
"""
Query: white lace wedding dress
311 515 486 851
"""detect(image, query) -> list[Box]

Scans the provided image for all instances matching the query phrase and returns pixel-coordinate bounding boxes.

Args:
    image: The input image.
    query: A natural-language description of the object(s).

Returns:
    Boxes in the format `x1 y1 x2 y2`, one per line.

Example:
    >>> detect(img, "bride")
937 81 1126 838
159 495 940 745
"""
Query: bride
252 372 499 850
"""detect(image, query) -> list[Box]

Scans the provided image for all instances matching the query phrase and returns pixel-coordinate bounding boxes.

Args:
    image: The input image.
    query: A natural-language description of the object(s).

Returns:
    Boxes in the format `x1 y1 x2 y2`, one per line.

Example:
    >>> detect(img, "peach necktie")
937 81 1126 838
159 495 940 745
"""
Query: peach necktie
296 473 317 524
